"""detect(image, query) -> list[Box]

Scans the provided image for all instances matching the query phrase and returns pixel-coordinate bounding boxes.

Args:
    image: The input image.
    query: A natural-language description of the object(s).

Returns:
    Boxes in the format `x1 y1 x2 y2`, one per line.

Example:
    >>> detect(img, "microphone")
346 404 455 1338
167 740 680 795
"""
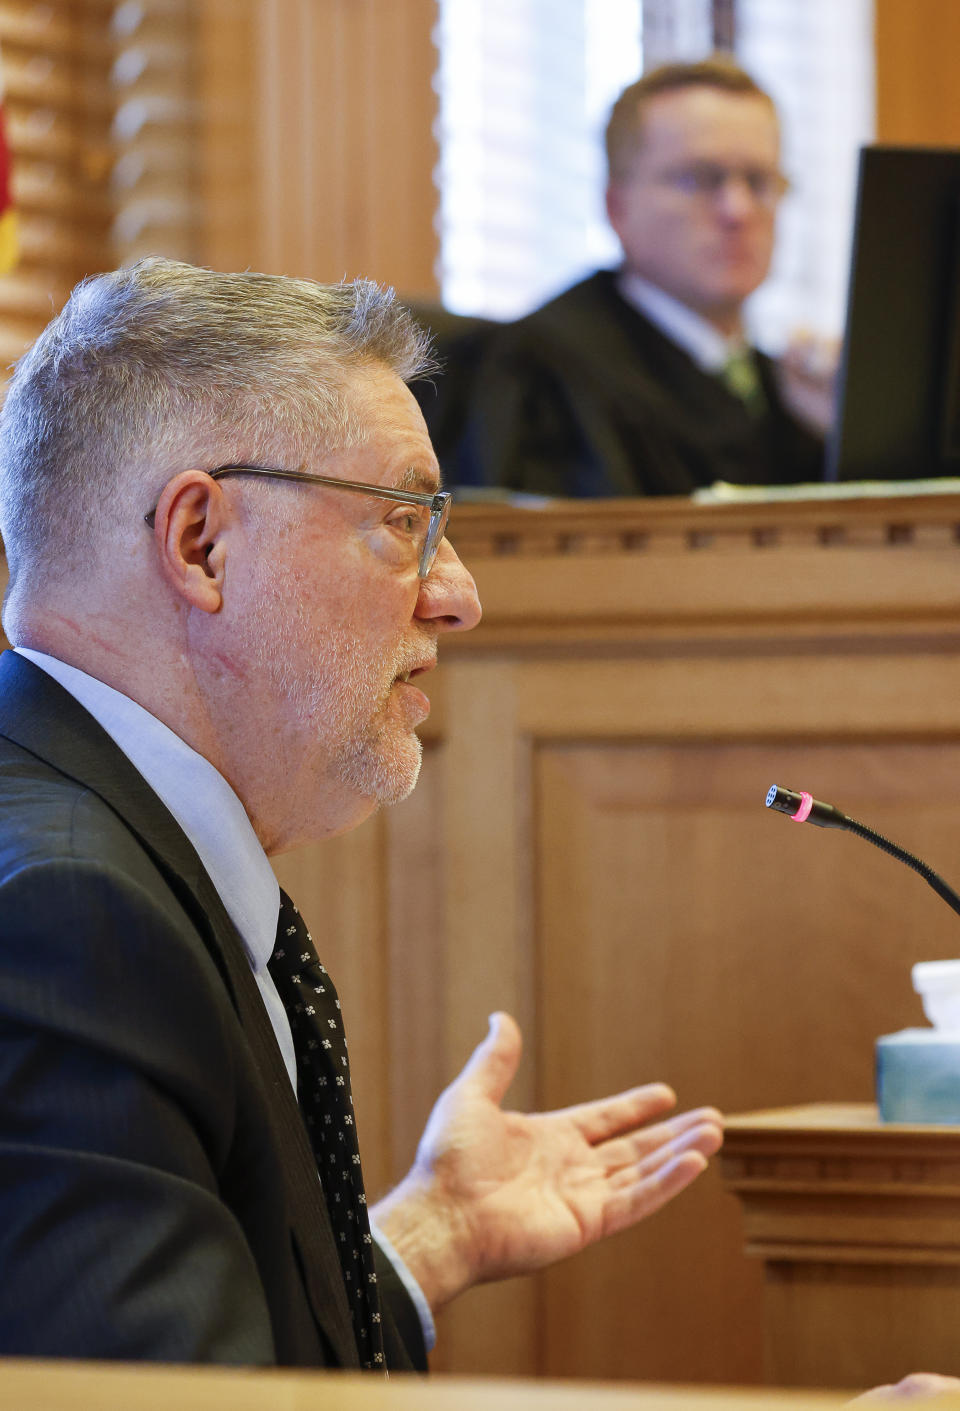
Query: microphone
765 785 960 922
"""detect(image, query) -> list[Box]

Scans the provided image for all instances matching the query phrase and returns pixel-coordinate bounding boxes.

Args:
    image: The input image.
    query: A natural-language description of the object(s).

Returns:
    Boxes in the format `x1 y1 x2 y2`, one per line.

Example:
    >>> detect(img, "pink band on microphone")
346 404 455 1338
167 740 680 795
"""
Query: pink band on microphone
791 791 813 823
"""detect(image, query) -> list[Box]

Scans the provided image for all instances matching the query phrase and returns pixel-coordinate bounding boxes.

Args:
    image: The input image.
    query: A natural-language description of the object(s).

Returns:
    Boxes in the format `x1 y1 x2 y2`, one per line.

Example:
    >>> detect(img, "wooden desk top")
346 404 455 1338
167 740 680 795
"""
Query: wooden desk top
722 1103 960 1195
725 1101 960 1142
727 1104 882 1132
0 1359 867 1411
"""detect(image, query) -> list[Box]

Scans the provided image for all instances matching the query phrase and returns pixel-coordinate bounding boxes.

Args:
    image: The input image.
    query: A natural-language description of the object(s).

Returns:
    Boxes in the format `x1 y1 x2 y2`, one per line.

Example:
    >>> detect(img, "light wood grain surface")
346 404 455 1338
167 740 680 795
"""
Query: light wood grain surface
0 1359 866 1411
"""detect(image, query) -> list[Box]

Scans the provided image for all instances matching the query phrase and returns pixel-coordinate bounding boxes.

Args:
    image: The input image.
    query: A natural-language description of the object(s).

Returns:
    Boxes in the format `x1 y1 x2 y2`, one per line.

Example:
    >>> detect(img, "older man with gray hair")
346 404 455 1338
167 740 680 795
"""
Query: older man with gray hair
0 258 722 1370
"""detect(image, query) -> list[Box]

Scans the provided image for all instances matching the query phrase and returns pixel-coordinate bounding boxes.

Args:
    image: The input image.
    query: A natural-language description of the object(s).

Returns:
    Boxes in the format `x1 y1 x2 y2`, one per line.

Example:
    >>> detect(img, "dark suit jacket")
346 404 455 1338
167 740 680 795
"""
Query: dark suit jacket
0 650 425 1370
448 269 825 496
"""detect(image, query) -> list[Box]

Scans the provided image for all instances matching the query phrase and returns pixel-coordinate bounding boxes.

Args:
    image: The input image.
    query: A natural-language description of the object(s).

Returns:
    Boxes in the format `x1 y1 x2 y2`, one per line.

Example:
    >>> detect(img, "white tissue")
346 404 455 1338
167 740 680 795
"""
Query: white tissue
912 960 960 1032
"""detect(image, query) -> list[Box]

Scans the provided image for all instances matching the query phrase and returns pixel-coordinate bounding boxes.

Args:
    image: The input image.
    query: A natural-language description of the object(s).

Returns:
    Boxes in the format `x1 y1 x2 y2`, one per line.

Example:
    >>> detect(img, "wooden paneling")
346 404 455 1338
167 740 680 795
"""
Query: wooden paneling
194 0 257 275
196 0 440 296
535 741 960 1382
875 0 960 145
0 0 440 377
0 0 116 363
277 494 960 1384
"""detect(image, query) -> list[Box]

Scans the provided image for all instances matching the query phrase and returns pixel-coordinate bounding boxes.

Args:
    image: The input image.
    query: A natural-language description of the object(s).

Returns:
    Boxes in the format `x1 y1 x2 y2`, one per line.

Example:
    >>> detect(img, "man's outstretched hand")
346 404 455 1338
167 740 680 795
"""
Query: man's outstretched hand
372 1012 723 1312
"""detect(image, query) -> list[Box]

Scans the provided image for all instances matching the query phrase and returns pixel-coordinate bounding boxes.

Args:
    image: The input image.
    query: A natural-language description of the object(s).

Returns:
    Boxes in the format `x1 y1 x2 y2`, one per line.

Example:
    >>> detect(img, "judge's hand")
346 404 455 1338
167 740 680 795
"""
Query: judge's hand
775 330 840 438
371 1012 723 1312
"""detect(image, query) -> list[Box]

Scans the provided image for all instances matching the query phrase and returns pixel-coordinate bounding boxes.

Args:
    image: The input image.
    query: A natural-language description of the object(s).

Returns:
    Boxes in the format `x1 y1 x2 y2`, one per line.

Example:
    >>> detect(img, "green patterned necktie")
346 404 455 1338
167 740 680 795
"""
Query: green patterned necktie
720 347 767 417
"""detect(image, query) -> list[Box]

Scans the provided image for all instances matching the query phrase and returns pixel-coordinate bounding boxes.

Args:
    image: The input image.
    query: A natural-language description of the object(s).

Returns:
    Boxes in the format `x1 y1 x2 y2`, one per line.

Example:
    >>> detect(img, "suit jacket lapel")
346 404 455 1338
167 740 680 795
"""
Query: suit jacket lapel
0 650 360 1367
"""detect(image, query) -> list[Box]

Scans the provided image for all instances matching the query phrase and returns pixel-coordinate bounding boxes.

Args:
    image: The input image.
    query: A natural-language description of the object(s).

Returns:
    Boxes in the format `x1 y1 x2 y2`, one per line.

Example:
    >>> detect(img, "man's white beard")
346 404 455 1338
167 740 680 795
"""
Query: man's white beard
336 719 423 806
250 599 428 808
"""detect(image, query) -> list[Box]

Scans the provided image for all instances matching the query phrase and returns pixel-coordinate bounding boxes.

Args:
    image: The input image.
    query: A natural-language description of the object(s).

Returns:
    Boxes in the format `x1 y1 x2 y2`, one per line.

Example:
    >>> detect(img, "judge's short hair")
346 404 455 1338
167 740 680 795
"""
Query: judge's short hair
605 55 777 182
0 258 433 600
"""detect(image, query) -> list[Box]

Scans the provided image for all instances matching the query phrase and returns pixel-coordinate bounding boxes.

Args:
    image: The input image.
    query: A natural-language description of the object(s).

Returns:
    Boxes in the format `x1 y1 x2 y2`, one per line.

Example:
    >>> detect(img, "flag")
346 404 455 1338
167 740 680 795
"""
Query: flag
0 54 17 274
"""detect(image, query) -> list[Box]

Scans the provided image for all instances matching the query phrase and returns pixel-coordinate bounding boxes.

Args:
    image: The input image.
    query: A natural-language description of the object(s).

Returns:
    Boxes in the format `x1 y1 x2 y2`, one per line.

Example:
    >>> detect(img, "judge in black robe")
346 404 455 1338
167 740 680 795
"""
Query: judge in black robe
448 269 824 497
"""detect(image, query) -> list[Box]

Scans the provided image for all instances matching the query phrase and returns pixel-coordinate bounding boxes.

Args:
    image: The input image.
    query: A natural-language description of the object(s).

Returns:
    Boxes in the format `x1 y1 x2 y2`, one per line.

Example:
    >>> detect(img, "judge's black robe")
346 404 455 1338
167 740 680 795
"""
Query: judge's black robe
443 270 824 497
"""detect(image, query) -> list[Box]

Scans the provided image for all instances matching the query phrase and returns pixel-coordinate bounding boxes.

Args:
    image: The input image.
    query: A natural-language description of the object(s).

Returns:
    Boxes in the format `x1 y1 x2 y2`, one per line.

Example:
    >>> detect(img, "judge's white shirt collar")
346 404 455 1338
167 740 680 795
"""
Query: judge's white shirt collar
616 268 747 373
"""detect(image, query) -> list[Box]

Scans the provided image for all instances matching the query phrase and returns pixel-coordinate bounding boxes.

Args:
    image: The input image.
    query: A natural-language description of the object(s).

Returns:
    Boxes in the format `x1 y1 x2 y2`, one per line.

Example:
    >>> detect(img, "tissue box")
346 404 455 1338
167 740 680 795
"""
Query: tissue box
876 1028 960 1123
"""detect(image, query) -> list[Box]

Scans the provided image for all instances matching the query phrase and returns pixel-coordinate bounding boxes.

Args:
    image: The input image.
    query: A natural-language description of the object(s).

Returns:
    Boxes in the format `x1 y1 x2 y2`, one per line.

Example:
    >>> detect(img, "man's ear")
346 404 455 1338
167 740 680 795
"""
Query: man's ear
149 470 229 614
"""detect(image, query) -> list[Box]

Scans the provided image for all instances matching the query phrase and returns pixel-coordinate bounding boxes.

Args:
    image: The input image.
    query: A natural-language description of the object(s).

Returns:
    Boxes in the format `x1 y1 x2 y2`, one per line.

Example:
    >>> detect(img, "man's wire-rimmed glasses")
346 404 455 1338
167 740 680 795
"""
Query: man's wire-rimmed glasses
144 463 453 578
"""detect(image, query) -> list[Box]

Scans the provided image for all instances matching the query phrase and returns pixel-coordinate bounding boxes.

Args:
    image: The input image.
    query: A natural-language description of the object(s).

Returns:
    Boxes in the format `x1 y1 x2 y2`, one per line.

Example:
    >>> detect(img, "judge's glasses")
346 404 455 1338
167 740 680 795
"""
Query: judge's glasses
659 162 789 209
145 463 452 578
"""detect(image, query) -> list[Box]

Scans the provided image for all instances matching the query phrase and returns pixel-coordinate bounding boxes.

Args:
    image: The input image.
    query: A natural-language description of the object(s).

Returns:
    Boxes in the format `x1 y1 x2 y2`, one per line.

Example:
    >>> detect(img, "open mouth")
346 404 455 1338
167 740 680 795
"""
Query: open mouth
396 662 434 685
391 663 434 719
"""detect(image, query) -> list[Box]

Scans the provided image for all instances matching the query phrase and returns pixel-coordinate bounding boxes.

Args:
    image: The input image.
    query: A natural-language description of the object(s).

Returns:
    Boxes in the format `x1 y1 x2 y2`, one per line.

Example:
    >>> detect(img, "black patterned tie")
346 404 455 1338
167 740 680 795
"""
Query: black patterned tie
268 888 385 1370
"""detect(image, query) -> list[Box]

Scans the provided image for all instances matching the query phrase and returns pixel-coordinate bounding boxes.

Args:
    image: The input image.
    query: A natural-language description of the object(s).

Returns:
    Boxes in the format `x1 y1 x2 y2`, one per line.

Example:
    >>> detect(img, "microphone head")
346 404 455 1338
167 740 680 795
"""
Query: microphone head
765 785 806 817
765 786 845 829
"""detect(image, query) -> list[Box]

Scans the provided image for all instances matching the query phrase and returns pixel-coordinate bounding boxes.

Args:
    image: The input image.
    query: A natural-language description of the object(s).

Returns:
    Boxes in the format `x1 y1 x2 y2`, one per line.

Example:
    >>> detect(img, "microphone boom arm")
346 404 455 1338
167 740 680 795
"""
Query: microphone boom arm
765 785 960 922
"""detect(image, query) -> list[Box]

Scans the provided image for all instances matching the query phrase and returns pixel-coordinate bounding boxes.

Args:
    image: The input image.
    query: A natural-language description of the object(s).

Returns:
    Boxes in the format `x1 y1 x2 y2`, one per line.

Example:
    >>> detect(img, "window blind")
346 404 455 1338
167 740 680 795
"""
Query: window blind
0 0 115 367
110 0 199 266
435 0 643 319
0 0 199 372
434 0 876 345
738 0 875 349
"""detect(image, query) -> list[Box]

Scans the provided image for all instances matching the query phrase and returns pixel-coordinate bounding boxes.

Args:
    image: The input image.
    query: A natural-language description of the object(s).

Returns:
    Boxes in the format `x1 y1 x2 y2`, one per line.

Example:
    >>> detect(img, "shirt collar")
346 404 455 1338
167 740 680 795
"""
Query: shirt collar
15 647 279 972
616 269 746 373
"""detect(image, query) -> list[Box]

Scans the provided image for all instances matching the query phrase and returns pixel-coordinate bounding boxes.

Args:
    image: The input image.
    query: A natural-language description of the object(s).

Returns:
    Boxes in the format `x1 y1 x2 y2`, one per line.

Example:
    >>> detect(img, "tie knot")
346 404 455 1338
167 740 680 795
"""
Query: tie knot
272 889 321 974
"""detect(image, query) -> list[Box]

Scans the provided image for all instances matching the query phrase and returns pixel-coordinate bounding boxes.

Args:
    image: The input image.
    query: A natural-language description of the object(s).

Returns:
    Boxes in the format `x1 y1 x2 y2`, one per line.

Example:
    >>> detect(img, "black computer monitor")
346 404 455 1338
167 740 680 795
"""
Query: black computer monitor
828 144 960 481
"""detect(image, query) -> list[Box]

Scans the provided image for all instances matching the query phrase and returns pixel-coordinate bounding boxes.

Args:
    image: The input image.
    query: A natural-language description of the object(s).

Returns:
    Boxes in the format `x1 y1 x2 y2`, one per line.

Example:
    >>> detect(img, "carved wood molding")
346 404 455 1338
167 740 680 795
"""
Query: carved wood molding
724 1103 960 1173
722 1104 960 1266
450 494 960 560
445 496 960 649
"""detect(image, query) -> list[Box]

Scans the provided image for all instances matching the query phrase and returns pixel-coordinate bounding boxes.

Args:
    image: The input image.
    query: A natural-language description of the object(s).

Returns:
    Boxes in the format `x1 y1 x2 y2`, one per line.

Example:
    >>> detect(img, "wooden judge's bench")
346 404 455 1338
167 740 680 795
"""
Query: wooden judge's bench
6 492 960 1394
269 491 960 1390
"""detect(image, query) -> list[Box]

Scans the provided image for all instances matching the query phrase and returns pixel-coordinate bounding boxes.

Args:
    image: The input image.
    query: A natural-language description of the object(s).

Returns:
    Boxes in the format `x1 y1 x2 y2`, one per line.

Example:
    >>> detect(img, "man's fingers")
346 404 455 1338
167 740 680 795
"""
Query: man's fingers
563 1084 681 1144
453 1011 523 1106
629 1106 720 1162
603 1148 710 1237
606 1118 724 1188
640 1106 724 1149
643 1117 724 1170
599 1108 724 1174
566 1085 724 1150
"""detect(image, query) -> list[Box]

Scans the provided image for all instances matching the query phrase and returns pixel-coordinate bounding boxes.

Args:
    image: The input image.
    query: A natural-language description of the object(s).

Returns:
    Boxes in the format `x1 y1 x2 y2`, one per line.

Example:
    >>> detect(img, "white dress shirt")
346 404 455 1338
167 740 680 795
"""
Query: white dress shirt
616 268 749 372
14 647 434 1350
